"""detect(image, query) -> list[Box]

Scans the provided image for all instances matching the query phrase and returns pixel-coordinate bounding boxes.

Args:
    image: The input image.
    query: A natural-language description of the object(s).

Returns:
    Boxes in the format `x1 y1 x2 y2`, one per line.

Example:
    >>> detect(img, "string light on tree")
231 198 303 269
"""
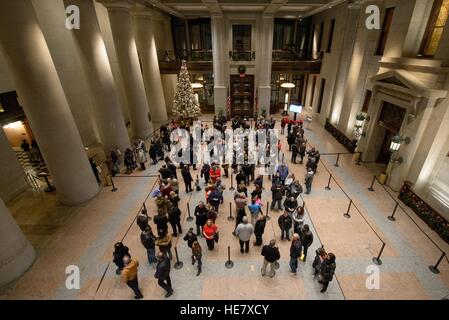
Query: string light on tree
172 60 202 127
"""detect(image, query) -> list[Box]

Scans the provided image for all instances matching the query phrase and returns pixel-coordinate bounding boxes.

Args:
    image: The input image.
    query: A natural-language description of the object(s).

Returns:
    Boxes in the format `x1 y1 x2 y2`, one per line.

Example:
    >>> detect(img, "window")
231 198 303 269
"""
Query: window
316 79 326 114
233 25 252 52
310 76 317 107
189 19 212 51
318 22 324 52
273 19 295 50
327 19 335 53
419 0 449 57
376 7 395 56
361 90 372 112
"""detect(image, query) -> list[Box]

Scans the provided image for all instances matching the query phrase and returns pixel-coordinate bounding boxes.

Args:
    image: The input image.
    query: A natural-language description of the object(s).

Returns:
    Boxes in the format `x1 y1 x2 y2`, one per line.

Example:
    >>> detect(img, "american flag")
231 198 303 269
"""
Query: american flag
226 90 231 118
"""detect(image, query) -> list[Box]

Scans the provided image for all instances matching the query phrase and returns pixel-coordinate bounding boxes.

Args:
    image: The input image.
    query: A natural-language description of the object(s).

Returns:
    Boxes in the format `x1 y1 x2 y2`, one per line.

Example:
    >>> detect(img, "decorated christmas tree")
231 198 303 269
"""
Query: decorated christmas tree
172 60 201 126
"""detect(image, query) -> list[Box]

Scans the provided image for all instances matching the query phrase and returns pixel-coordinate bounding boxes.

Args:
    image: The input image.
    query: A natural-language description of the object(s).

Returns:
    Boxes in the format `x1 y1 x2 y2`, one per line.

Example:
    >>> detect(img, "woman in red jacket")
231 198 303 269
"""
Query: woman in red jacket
203 219 218 250
209 164 221 183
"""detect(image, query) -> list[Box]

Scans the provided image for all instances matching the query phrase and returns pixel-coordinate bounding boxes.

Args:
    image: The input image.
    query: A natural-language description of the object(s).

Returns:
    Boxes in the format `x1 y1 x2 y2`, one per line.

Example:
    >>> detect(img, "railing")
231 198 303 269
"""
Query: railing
272 50 323 61
157 49 213 62
229 51 255 61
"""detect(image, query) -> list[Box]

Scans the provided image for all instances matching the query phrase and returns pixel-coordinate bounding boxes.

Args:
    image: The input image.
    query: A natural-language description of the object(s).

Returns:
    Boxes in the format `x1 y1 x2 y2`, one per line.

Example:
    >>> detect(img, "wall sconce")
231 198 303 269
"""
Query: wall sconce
389 135 411 164
354 113 367 139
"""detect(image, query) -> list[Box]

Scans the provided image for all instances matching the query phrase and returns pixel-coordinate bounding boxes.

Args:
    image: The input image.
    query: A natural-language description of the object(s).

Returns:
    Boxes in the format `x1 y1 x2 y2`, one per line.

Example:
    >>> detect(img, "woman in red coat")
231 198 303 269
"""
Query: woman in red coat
209 164 221 183
203 219 218 250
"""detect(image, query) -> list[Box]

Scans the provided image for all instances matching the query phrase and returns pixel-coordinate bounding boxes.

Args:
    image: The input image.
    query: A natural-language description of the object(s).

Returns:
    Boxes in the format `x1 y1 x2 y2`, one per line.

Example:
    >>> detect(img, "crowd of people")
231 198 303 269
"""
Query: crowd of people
110 115 336 299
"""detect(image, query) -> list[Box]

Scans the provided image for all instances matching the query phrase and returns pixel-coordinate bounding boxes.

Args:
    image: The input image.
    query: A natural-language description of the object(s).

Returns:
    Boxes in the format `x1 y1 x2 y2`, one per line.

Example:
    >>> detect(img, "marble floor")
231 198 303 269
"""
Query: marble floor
1 115 449 300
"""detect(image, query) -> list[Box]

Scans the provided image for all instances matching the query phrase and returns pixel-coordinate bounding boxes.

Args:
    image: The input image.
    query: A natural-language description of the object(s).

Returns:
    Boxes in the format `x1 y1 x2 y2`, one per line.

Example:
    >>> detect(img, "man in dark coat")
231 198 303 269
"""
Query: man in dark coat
289 233 302 274
181 165 193 193
183 227 198 248
200 163 211 184
153 211 169 236
167 160 177 179
278 211 292 241
299 224 314 261
236 170 247 186
168 206 182 237
194 201 208 236
112 242 130 275
155 252 174 298
254 215 266 246
136 210 149 231
319 253 336 293
261 239 281 277
270 182 284 210
159 165 173 180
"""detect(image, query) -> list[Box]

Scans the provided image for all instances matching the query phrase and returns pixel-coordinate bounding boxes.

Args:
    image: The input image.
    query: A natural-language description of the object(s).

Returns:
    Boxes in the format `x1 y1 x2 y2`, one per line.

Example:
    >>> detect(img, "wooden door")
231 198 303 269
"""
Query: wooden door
230 74 254 117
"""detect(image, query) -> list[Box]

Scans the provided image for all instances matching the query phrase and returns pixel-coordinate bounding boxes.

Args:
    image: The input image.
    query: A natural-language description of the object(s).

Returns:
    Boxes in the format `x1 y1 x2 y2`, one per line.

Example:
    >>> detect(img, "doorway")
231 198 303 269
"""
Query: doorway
375 101 407 164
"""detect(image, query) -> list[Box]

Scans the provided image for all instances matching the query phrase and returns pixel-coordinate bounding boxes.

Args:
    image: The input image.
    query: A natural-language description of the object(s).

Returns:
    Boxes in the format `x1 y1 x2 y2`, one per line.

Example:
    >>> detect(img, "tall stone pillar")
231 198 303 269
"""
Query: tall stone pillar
257 15 274 116
0 0 99 206
131 7 168 123
0 197 35 287
64 0 131 153
211 15 228 114
100 0 152 139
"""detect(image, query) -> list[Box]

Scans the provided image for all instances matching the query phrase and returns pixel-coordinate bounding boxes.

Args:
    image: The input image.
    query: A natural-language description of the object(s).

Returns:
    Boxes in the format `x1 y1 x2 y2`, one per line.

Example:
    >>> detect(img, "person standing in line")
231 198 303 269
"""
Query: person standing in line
183 227 198 248
181 164 193 193
312 247 327 278
254 215 266 246
291 142 299 164
292 204 305 235
278 211 293 241
270 181 284 211
276 163 289 185
261 239 281 278
121 256 143 299
299 224 314 262
153 210 169 236
112 242 130 275
305 170 315 194
168 205 182 237
200 163 211 185
299 141 307 164
235 216 254 254
156 232 173 260
319 253 336 293
194 201 208 236
192 241 202 276
203 219 218 250
137 148 146 171
110 150 120 175
289 233 302 275
140 226 157 265
155 252 174 298
248 198 262 226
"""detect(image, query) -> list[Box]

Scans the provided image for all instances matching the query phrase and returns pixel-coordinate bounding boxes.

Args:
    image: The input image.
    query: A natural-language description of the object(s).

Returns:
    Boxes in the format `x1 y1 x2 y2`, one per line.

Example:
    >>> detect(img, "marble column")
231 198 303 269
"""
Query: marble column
257 15 274 115
0 0 99 206
63 0 131 153
211 15 227 114
100 0 152 139
0 197 35 287
131 7 168 123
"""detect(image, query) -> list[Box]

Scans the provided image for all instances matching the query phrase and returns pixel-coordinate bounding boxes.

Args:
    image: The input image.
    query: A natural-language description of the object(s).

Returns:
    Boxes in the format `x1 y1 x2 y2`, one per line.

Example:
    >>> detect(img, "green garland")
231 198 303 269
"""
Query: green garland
399 182 449 244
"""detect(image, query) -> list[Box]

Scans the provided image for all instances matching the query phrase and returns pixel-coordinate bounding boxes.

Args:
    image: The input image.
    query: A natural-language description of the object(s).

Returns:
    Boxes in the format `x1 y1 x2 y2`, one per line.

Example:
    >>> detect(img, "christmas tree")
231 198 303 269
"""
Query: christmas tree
172 60 201 126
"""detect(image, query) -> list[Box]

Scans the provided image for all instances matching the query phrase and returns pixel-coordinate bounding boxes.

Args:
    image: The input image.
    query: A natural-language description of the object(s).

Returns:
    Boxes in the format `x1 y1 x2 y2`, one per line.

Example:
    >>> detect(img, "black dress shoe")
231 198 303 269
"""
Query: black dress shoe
165 290 174 298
